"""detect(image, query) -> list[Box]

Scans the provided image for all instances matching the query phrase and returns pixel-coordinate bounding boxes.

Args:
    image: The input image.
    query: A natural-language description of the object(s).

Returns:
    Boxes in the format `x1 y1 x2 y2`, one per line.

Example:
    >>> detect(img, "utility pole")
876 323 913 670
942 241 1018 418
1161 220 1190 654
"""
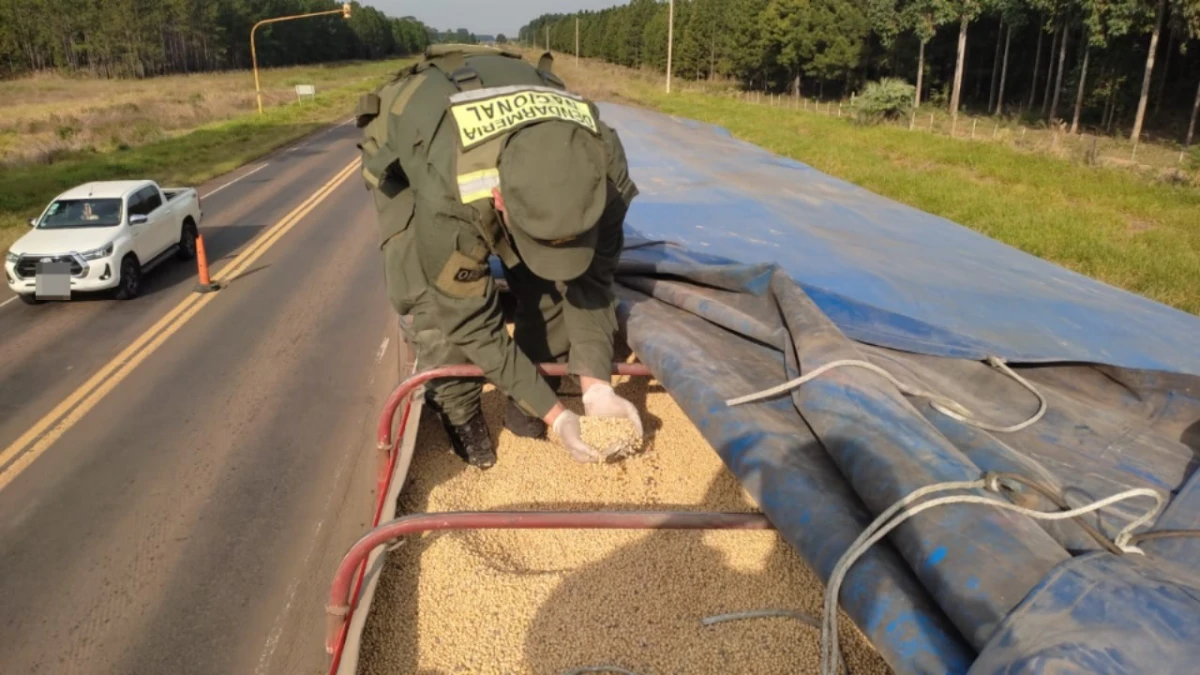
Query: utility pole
546 26 550 52
576 18 580 68
666 0 674 94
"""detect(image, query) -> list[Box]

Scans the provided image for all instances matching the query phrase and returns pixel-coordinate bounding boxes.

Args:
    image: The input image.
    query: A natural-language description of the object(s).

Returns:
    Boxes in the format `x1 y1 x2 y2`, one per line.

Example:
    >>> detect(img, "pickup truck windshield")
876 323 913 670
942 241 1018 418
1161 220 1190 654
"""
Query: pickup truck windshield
38 198 123 229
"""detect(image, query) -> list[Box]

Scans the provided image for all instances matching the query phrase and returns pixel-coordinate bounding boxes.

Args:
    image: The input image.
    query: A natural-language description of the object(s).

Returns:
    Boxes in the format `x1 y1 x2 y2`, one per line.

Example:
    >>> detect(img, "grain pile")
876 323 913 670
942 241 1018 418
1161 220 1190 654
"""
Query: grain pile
358 373 891 675
578 416 643 459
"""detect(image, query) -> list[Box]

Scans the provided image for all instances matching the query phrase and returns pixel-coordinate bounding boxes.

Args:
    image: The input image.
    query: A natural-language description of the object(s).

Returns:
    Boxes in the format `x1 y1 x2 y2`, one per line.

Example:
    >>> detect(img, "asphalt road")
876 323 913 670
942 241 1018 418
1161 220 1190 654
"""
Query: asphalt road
0 122 398 674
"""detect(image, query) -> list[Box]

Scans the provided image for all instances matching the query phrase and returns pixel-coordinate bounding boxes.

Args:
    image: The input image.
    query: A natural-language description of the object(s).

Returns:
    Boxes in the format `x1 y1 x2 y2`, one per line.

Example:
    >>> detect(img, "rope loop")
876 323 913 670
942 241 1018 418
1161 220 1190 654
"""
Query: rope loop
726 355 1047 434
818 475 1165 675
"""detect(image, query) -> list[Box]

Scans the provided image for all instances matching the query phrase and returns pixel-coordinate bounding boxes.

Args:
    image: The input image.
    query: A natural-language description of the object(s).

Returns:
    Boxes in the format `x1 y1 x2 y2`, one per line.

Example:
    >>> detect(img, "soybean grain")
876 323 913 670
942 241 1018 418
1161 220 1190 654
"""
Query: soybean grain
579 416 642 459
357 376 891 675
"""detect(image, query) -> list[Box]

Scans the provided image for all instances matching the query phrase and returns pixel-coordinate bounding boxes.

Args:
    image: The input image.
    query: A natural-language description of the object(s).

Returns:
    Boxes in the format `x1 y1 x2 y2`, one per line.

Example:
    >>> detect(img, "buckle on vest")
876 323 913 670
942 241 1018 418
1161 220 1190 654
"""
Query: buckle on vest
449 67 481 90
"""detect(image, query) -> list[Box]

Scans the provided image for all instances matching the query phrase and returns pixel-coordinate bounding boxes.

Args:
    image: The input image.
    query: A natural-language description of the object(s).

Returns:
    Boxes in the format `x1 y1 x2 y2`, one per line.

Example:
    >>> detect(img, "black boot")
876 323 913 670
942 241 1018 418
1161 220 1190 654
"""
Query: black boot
438 411 496 469
504 399 547 439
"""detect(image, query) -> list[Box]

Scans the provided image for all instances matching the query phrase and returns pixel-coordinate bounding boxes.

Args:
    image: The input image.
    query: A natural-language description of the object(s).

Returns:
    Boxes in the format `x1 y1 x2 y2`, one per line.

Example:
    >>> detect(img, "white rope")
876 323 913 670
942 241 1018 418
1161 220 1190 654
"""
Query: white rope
819 478 1165 675
725 355 1047 434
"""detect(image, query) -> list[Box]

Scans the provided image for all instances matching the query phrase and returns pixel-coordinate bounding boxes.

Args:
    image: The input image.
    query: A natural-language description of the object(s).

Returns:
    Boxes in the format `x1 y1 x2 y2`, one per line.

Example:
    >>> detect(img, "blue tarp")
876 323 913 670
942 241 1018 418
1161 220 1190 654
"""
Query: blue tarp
602 104 1200 376
599 103 1200 674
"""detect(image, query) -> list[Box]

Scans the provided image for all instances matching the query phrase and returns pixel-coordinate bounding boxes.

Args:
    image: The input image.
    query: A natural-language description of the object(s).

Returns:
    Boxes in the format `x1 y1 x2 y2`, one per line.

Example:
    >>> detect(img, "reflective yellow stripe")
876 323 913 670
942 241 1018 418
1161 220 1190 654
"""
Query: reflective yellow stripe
361 165 380 189
457 168 500 203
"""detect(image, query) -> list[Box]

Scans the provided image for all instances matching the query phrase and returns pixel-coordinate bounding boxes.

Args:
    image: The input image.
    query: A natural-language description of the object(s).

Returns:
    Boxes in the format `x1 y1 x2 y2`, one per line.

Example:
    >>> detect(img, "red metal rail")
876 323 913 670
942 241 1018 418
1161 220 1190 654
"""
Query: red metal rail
376 363 653 449
371 362 653 514
326 510 774 656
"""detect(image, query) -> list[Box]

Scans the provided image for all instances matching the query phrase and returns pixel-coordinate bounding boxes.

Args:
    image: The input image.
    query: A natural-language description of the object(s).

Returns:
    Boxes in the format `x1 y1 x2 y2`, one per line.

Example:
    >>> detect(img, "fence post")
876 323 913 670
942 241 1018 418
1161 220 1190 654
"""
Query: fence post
838 103 842 118
929 113 935 132
993 123 999 139
971 119 977 139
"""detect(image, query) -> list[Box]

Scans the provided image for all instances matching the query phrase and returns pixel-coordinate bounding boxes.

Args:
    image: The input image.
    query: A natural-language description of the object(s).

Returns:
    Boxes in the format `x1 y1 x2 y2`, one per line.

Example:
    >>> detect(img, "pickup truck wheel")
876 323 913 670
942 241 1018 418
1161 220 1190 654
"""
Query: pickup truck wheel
177 218 198 261
114 255 142 300
18 294 42 306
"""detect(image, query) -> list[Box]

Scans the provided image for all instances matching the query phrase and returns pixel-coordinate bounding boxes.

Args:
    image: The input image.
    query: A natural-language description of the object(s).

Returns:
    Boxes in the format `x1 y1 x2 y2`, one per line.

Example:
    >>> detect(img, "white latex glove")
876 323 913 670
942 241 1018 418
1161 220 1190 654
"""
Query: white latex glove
582 384 645 439
551 410 602 463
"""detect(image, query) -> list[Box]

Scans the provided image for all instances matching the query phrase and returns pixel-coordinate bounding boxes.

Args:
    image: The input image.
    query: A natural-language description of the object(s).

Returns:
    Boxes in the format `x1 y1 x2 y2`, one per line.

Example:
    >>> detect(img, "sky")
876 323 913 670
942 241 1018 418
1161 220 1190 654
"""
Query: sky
370 0 622 38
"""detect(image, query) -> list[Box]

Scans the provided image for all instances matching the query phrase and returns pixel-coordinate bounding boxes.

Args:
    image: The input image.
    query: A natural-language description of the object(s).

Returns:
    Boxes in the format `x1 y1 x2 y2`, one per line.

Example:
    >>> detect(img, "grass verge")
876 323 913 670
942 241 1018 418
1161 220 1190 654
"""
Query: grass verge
0 60 409 165
1 59 410 253
554 55 1200 315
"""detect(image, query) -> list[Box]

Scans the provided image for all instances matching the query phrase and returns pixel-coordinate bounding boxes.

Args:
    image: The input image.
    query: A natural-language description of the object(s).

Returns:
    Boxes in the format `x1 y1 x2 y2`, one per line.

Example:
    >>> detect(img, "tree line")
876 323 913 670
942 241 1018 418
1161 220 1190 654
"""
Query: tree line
519 0 1200 146
0 0 476 79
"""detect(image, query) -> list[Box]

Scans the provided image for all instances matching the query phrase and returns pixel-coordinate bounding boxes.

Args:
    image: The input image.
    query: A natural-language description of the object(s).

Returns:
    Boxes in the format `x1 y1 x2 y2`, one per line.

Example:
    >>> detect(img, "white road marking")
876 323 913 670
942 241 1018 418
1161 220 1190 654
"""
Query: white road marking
201 163 270 199
254 518 324 675
254 435 356 675
374 337 390 365
0 296 16 309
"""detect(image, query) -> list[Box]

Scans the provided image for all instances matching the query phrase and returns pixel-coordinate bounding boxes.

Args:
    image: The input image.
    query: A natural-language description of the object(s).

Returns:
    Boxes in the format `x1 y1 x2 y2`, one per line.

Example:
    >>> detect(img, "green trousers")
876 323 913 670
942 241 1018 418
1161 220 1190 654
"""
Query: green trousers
383 231 568 427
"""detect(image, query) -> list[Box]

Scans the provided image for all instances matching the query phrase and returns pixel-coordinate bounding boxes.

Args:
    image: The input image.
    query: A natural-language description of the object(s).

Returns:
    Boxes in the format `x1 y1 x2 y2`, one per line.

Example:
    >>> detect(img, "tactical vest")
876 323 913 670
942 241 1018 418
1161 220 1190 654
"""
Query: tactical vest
355 45 603 261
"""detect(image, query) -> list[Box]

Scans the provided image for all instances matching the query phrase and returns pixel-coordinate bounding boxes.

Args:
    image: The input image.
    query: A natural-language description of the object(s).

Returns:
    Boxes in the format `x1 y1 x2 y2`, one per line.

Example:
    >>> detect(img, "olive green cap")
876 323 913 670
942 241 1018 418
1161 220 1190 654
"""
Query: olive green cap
499 121 607 282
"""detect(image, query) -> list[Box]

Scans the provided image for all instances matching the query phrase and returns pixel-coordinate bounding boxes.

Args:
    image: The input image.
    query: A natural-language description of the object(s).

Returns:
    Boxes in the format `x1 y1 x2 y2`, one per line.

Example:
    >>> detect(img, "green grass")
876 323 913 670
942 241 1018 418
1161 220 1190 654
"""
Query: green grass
1 58 412 253
555 55 1200 315
662 95 1200 314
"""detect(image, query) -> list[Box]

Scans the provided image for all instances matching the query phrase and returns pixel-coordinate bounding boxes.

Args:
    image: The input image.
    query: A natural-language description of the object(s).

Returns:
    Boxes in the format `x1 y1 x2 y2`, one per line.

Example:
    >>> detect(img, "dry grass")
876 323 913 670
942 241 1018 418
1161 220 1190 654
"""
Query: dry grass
0 61 399 166
1 58 412 245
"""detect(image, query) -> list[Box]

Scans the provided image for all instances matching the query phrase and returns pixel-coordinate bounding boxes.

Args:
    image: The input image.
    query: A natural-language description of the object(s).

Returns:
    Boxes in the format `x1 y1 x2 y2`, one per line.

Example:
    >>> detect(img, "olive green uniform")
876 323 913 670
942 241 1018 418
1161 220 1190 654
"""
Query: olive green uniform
358 47 638 425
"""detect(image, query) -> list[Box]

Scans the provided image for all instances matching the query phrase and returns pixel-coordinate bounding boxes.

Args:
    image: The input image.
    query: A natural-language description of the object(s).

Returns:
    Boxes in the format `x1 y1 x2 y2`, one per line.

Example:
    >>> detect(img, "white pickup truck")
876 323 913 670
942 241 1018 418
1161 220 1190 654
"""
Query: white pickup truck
5 180 202 303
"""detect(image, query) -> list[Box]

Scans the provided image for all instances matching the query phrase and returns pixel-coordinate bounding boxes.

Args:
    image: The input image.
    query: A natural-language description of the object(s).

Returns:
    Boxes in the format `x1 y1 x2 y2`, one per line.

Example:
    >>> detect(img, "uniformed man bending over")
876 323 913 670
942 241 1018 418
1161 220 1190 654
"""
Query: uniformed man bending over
356 45 643 469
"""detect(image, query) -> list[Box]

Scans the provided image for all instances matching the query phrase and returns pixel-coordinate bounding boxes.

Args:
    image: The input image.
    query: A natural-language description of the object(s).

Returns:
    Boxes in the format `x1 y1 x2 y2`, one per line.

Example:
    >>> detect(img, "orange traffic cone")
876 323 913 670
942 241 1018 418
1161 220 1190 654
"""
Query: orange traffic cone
193 234 220 293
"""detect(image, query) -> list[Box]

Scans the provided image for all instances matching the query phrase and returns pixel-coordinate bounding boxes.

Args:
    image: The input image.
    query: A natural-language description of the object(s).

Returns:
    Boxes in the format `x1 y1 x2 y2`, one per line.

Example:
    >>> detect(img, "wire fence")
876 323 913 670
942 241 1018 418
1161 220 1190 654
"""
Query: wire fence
542 49 1197 187
688 86 1198 186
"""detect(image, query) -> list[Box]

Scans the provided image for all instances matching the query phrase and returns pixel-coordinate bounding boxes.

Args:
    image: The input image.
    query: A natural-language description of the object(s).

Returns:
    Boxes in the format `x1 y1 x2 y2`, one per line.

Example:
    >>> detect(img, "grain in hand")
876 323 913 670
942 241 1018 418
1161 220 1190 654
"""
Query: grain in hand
579 416 642 458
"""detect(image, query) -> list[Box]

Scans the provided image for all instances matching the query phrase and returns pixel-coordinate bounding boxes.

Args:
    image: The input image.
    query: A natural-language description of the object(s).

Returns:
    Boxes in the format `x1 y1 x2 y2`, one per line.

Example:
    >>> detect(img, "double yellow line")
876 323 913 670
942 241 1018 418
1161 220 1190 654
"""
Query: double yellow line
0 158 361 492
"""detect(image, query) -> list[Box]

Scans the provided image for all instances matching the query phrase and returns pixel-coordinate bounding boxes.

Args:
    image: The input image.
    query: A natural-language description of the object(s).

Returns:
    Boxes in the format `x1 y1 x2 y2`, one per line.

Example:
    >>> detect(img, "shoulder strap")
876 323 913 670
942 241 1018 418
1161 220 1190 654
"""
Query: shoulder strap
425 44 522 60
358 71 429 189
422 44 525 93
426 52 484 93
533 52 566 89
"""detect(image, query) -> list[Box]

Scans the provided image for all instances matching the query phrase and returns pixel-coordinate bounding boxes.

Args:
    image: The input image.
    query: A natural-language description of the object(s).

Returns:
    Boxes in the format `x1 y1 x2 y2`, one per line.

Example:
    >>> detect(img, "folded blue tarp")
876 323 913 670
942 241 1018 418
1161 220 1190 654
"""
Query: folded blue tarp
599 103 1200 674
